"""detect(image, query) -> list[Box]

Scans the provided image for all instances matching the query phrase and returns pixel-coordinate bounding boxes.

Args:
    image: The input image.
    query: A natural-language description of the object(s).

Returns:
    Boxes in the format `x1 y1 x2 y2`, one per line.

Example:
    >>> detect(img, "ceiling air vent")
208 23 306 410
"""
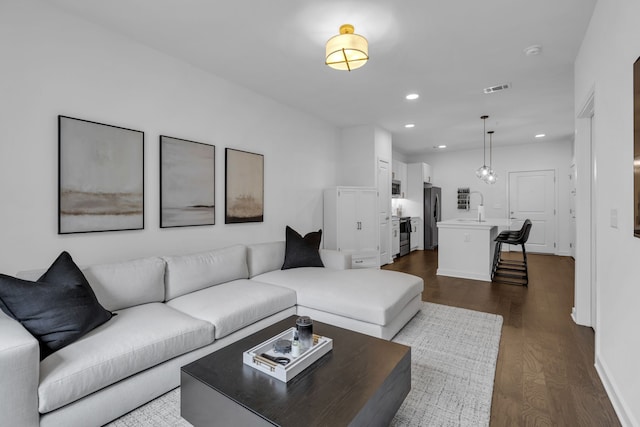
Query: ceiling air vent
483 83 511 94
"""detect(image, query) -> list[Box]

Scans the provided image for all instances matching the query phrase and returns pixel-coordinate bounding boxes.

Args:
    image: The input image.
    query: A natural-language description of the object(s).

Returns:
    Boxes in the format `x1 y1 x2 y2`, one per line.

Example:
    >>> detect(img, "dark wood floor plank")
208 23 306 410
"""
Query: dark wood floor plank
383 250 621 426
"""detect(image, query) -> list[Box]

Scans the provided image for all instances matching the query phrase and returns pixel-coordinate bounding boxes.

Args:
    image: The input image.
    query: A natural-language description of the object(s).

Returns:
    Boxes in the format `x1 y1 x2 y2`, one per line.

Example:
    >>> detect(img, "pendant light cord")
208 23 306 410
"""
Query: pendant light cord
481 115 488 166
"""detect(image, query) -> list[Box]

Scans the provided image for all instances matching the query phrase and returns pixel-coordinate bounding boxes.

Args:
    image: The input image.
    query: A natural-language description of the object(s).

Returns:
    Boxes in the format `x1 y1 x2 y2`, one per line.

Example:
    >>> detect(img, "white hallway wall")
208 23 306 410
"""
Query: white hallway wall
399 140 573 255
575 0 640 425
0 0 338 274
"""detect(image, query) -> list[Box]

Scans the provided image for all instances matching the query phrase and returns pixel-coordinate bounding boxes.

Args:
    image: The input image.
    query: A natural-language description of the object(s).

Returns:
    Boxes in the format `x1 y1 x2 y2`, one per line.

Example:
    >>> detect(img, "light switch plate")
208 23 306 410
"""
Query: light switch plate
610 209 618 228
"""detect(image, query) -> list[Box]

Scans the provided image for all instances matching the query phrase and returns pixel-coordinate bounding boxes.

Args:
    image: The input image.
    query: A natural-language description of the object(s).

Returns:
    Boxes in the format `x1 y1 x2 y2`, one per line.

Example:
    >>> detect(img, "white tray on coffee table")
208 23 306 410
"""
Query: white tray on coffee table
242 327 333 382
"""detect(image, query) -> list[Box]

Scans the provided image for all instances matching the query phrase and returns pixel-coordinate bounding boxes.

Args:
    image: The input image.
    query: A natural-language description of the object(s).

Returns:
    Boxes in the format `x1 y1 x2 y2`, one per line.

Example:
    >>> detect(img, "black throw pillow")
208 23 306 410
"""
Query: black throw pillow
282 226 324 270
0 251 113 359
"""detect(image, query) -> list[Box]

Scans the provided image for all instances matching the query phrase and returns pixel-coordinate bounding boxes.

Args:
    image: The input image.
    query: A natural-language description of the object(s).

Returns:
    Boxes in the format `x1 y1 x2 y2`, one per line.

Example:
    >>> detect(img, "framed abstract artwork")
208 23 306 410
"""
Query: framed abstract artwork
634 56 640 237
58 116 144 234
160 135 215 228
225 148 264 224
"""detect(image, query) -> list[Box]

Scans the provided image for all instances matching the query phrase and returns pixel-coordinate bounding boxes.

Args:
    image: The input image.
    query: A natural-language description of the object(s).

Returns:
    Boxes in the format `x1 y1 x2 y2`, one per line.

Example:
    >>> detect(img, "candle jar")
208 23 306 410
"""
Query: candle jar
295 316 313 351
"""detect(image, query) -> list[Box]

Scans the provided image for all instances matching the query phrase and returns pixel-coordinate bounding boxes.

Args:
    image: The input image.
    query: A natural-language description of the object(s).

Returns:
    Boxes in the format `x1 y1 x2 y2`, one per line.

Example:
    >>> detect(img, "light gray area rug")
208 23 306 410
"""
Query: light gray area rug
107 302 503 427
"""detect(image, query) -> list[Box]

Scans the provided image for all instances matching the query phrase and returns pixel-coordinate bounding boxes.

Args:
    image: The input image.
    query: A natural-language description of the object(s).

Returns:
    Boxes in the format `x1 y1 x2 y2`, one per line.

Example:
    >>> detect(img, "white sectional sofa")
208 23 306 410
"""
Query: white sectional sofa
0 241 423 427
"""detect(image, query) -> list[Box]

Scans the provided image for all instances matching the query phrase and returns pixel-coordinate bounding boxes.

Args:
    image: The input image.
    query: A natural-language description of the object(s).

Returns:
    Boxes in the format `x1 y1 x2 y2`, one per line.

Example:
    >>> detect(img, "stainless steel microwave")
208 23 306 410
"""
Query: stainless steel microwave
392 180 401 197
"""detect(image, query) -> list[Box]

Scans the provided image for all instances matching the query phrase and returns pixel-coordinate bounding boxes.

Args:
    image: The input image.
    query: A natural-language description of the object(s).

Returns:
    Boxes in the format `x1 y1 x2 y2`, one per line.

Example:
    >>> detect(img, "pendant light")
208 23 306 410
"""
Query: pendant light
475 115 490 179
485 130 498 184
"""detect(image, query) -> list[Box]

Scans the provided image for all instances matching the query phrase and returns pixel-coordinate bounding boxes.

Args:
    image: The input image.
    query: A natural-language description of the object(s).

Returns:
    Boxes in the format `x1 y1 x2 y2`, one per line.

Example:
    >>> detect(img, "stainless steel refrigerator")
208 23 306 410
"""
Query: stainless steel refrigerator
424 184 441 250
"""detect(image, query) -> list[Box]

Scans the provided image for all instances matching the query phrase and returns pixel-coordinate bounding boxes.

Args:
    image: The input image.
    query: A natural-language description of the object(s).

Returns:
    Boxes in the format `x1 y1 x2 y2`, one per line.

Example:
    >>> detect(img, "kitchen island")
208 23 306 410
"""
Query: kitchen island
436 218 512 282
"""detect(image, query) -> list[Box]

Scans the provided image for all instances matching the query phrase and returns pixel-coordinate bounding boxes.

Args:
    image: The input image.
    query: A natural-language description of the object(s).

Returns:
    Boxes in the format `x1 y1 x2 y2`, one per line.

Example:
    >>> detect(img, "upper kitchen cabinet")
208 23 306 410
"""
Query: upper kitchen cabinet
407 162 433 197
392 160 408 198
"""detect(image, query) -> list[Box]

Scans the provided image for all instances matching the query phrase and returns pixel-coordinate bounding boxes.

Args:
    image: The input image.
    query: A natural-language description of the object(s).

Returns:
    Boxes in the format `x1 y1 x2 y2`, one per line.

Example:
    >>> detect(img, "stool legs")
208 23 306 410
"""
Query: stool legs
492 242 528 286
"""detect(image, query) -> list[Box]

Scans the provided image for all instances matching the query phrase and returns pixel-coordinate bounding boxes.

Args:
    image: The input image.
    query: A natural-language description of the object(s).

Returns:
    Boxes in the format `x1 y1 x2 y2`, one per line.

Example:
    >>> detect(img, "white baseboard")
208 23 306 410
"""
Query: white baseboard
570 307 577 324
595 354 638 426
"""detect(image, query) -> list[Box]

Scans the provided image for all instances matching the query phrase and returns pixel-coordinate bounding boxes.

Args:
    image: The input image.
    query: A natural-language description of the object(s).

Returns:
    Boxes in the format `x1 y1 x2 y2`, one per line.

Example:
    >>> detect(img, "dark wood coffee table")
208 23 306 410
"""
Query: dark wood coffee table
181 316 411 427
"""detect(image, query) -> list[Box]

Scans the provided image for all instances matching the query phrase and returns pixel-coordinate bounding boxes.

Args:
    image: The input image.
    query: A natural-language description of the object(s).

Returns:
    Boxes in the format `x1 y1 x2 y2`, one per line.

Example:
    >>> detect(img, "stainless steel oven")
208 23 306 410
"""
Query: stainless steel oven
399 217 410 256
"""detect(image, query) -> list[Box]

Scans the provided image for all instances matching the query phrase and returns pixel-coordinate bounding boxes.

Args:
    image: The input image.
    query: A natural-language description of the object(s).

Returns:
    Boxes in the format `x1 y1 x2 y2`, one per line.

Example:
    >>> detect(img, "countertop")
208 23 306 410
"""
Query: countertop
437 218 512 228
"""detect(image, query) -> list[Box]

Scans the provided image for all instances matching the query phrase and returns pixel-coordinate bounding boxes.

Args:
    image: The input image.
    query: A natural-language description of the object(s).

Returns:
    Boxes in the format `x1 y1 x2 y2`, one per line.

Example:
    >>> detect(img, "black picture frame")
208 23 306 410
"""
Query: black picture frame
160 135 215 228
634 57 640 237
58 115 144 234
225 148 264 224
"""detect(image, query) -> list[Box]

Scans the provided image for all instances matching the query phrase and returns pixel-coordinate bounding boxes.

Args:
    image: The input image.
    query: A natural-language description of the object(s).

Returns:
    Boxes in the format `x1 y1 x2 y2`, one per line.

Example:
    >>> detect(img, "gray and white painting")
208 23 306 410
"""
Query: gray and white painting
59 116 144 234
160 136 215 227
225 148 263 223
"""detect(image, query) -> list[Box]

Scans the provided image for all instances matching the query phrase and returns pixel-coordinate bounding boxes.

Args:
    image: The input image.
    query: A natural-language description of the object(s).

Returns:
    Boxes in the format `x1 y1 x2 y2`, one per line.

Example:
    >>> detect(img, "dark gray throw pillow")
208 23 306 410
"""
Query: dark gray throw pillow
281 226 324 270
0 251 113 360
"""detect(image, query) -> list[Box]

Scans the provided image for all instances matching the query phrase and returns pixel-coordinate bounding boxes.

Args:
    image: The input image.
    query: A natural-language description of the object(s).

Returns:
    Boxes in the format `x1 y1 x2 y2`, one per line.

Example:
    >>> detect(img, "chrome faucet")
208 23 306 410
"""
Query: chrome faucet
468 191 485 221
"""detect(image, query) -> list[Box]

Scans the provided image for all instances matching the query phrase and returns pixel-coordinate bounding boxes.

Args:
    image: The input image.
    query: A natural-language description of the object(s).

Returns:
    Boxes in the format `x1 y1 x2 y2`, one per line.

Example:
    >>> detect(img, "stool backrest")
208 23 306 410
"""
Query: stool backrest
520 220 533 244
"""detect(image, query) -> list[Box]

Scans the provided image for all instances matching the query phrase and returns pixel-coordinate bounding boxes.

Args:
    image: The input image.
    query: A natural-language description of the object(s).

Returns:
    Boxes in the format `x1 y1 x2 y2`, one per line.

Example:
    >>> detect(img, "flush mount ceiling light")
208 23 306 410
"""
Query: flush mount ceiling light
325 24 369 72
475 115 490 179
404 123 415 128
406 93 420 100
535 133 546 138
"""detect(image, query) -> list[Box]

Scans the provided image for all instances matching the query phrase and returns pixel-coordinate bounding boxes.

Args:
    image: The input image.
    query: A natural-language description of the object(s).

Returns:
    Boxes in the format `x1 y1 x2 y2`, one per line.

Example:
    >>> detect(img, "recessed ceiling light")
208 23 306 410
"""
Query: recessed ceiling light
404 124 415 128
405 93 419 100
535 133 546 138
438 145 447 149
523 45 542 56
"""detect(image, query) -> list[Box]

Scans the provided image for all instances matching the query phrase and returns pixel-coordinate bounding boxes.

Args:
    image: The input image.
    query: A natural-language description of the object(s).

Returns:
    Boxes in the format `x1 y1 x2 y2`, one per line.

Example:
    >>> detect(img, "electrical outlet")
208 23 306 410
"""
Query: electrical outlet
610 209 618 228
464 233 471 242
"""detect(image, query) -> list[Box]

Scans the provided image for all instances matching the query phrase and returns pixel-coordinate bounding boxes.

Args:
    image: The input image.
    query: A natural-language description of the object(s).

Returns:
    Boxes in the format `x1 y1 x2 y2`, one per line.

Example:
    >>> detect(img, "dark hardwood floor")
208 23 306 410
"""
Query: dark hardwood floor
383 250 620 427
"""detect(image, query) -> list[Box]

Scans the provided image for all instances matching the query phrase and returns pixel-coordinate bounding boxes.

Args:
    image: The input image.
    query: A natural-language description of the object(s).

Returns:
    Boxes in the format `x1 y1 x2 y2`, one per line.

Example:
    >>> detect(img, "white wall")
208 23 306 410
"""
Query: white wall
0 0 338 274
408 140 573 255
574 0 640 425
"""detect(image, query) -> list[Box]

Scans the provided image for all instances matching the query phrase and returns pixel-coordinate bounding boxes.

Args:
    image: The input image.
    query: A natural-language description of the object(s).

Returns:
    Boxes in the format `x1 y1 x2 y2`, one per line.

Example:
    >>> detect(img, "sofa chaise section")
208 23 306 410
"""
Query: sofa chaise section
247 242 424 340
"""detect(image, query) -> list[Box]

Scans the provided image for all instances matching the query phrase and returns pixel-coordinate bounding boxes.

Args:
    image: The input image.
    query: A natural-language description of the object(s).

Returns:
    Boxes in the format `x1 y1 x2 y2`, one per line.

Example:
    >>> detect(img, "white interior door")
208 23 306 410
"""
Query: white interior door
336 188 358 252
378 160 391 265
358 189 379 253
508 170 556 254
569 163 576 258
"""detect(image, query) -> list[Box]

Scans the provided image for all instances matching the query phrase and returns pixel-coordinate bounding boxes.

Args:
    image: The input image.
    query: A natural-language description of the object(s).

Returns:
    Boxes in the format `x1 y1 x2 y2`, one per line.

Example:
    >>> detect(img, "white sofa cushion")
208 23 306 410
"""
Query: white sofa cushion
246 241 286 277
82 257 166 311
163 245 249 300
16 257 166 312
246 241 352 277
38 303 213 413
252 268 423 326
167 279 297 339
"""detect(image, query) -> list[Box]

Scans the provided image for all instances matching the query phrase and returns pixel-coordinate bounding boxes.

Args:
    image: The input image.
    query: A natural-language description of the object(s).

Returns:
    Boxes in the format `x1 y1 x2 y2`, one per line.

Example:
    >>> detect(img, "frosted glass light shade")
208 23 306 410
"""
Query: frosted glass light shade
325 24 368 71
476 165 490 179
485 170 498 184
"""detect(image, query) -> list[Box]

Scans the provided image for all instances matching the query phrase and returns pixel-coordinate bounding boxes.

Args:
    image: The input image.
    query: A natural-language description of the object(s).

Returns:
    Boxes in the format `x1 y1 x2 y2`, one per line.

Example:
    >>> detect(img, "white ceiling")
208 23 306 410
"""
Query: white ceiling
47 0 596 155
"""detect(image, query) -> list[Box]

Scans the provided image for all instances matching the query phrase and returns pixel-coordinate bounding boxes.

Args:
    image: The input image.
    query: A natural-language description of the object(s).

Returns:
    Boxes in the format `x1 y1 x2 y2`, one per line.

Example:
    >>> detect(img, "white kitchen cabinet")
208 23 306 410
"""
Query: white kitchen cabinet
407 162 432 195
324 187 380 268
392 218 400 257
410 217 422 251
392 160 408 198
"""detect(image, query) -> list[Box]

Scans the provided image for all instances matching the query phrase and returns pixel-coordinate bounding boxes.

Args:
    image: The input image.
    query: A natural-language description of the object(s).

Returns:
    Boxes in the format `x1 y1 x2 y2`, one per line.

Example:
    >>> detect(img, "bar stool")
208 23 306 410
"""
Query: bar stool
492 219 532 286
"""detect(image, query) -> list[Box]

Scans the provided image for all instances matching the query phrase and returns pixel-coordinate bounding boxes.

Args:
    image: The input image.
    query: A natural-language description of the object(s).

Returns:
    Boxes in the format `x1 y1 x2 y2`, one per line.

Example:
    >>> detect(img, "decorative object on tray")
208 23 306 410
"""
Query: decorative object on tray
295 315 313 350
58 115 144 234
160 135 215 228
243 323 333 382
225 148 264 224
